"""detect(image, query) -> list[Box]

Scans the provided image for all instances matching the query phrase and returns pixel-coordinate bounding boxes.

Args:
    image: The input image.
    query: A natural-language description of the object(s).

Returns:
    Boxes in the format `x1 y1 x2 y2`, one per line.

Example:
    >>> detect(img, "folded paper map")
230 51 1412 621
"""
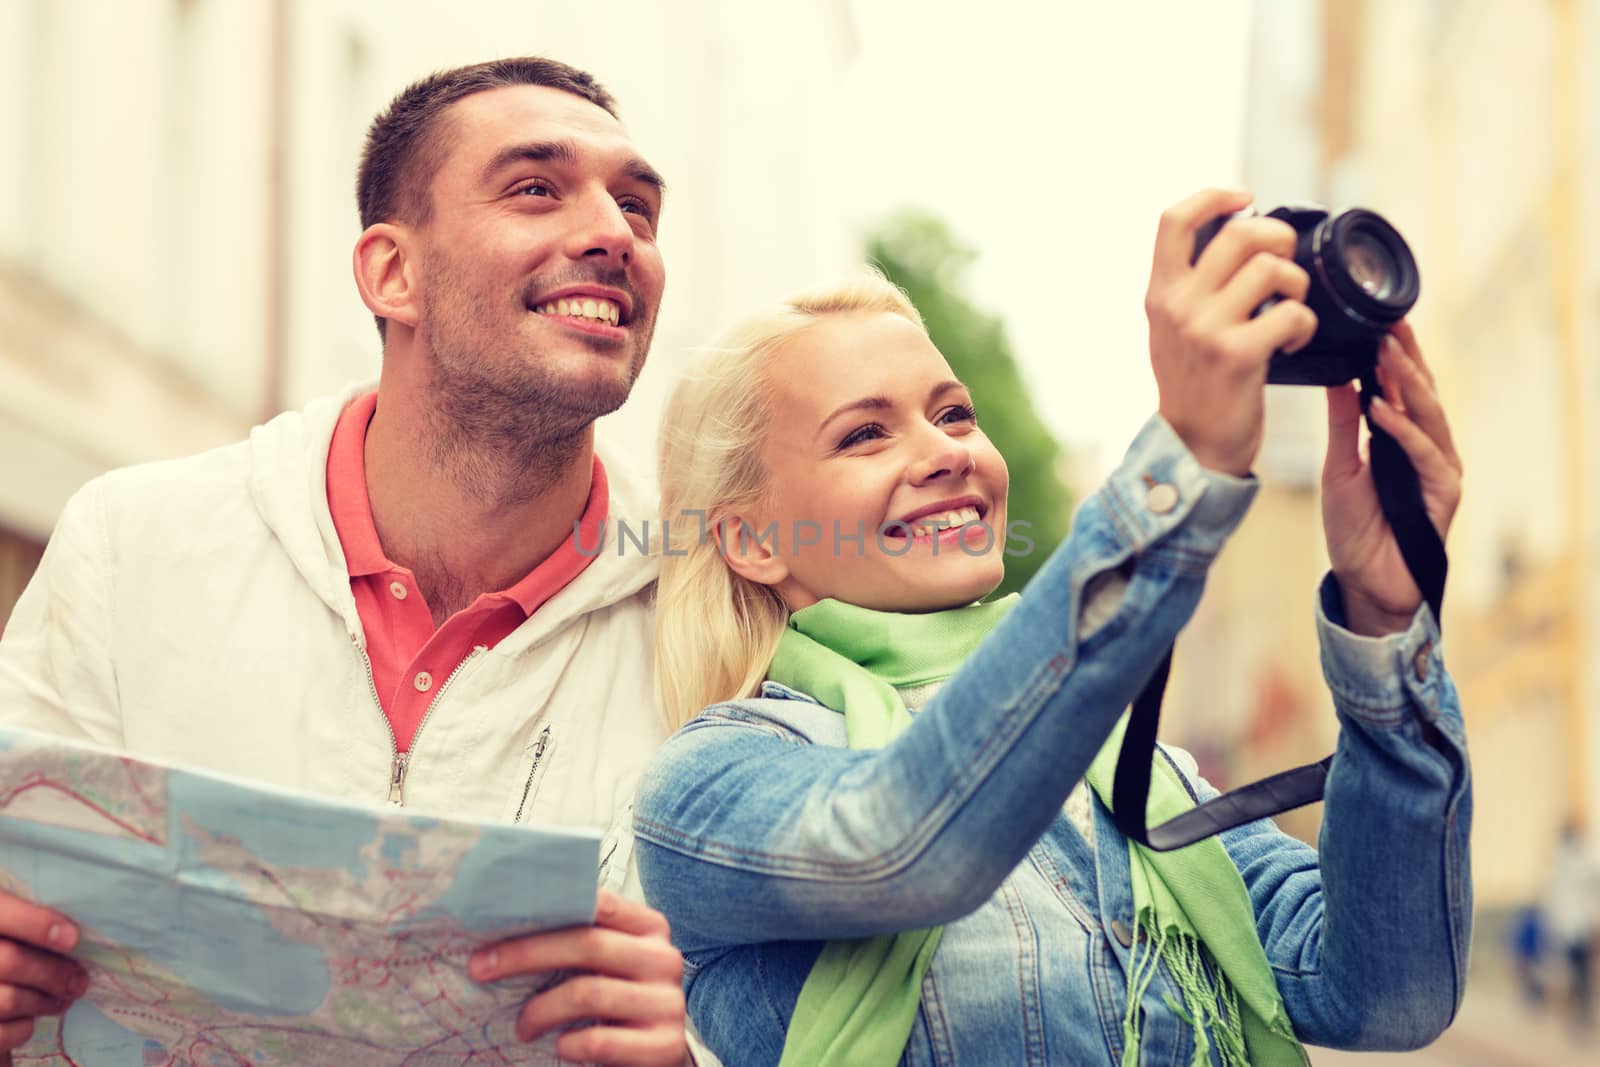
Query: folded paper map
0 725 600 1065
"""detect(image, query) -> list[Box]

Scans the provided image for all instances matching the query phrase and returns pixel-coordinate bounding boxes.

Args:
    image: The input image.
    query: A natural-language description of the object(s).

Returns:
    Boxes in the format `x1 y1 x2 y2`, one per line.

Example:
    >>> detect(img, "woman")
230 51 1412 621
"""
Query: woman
634 189 1471 1066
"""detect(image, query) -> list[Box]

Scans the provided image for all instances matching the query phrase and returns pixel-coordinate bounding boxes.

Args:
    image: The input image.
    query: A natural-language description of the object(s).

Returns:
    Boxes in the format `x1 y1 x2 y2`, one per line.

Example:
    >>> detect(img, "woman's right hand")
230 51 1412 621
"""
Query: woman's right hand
1144 188 1319 476
0 890 88 1061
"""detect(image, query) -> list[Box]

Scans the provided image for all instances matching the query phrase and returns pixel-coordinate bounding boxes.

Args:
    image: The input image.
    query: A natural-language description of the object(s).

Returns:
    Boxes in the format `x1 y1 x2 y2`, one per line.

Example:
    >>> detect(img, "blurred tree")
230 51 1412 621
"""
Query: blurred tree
866 210 1073 597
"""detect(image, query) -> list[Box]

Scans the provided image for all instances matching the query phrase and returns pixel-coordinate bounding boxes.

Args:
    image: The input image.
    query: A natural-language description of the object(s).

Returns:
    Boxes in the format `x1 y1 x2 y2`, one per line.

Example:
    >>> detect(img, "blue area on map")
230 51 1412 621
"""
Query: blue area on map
60 999 153 1064
174 772 377 882
381 829 420 868
0 840 334 1016
429 830 596 933
164 874 333 1015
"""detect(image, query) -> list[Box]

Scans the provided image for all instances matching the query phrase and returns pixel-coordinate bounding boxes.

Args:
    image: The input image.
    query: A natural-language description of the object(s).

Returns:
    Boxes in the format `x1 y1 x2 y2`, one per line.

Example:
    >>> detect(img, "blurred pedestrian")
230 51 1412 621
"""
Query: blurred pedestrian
1509 902 1548 1008
1545 820 1599 1029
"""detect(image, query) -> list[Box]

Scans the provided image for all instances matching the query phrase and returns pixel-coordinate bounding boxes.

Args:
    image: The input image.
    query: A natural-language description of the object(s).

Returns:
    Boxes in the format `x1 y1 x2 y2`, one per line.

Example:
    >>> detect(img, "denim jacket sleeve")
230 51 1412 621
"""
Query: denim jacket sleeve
1195 573 1471 1051
634 414 1258 953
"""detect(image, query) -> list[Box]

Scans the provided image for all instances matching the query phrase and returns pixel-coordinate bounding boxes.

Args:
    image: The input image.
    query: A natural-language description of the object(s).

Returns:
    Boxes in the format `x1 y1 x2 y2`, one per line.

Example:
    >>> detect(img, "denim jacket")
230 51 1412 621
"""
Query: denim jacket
634 415 1472 1066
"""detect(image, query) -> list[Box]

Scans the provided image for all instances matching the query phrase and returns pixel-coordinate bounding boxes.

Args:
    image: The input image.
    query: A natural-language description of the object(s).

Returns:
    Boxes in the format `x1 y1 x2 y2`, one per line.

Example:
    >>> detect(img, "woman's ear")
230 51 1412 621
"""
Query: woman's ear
352 223 421 332
715 514 790 588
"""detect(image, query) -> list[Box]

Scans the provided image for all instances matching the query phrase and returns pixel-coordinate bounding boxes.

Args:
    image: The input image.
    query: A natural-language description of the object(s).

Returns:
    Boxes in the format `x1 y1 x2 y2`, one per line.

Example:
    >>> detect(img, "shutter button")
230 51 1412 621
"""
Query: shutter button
1145 483 1179 514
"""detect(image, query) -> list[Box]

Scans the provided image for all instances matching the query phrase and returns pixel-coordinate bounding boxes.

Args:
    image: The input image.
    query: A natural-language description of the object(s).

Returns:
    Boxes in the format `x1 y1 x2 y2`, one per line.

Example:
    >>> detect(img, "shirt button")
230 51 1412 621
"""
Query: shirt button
1145 483 1179 514
1110 919 1134 948
389 581 408 601
413 671 433 693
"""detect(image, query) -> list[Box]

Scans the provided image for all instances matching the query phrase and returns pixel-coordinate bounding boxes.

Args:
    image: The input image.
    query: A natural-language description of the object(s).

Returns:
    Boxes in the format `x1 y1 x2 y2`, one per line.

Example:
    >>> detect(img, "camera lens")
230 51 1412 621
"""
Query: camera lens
1342 227 1399 300
1317 209 1419 327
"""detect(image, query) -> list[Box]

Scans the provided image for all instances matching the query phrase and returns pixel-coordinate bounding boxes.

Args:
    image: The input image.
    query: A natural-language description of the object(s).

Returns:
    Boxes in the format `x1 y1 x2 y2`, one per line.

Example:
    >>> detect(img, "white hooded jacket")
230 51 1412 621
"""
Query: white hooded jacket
0 383 668 890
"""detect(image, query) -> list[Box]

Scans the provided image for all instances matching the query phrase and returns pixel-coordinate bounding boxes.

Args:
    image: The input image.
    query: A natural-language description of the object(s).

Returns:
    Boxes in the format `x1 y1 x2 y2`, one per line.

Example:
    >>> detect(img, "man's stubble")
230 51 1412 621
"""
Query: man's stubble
413 247 650 507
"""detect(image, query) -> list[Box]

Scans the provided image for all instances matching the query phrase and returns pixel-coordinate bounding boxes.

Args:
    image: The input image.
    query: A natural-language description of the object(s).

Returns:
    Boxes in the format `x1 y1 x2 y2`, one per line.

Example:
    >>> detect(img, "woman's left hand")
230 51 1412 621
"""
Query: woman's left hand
1321 321 1463 637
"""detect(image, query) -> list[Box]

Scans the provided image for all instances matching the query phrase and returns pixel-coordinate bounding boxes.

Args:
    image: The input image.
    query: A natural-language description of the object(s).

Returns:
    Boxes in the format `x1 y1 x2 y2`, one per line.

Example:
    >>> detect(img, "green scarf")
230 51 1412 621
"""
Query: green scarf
770 597 1306 1067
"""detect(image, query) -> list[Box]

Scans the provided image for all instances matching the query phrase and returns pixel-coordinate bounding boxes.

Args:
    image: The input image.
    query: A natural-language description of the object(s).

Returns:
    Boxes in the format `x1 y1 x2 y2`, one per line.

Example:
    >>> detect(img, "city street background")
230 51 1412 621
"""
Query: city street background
3 1 1599 1062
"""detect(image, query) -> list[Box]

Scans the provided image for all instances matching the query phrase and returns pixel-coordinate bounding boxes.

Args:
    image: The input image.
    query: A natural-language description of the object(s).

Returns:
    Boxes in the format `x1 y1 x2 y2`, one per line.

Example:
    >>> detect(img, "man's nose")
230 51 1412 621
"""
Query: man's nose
565 188 634 264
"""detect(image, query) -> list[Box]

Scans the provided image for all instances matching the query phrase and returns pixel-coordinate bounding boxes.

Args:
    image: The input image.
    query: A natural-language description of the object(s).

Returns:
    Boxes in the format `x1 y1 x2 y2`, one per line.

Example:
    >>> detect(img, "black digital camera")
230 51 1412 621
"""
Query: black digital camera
1193 205 1420 386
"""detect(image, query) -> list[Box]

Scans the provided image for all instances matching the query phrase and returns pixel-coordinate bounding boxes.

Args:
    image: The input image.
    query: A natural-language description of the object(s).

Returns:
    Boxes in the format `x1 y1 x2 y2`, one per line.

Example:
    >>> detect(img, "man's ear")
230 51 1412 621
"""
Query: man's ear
715 514 789 588
352 223 420 331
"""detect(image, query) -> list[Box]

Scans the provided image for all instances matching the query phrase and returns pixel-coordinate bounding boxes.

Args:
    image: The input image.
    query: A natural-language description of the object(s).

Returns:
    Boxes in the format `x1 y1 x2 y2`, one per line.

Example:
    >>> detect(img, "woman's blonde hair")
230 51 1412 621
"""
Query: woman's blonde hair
654 271 925 728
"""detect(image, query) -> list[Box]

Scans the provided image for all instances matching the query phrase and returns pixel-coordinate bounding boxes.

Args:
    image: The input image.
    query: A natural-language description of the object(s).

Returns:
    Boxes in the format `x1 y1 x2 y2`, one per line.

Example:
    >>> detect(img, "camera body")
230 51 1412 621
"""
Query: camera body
1193 204 1421 386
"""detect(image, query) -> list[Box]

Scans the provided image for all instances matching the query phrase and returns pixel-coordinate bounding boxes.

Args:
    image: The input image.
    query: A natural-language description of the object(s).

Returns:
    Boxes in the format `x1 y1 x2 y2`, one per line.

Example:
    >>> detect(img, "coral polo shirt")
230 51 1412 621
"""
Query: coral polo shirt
325 391 608 752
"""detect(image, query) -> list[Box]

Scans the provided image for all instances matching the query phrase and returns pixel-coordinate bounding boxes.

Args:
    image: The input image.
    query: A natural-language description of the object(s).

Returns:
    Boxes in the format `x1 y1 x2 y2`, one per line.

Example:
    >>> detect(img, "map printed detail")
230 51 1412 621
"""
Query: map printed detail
0 726 600 1065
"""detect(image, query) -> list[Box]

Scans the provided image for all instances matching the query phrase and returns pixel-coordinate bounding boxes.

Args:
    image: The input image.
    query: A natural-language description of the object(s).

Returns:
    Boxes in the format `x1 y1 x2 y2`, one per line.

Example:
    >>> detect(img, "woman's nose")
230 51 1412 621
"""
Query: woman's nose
907 434 974 485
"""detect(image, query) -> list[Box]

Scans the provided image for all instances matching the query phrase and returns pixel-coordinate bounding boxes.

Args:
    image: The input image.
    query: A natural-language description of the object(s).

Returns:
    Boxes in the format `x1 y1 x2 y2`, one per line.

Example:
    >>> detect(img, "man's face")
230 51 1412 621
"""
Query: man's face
410 85 667 431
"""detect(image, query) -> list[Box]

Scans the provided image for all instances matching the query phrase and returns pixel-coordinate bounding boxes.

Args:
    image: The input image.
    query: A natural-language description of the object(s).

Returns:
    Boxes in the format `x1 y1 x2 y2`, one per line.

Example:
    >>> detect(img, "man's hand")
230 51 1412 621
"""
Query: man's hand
1322 321 1463 636
470 890 688 1066
1146 188 1319 476
0 891 89 1063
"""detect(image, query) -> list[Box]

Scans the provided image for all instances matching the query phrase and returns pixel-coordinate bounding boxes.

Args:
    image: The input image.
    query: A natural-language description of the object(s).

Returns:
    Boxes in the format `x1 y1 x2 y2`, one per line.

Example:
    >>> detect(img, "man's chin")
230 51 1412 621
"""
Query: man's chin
544 369 638 423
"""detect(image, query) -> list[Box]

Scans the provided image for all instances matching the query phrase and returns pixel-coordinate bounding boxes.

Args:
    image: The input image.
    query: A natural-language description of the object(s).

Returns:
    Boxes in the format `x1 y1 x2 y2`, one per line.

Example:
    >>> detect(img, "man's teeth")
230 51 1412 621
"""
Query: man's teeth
906 506 982 536
535 298 622 326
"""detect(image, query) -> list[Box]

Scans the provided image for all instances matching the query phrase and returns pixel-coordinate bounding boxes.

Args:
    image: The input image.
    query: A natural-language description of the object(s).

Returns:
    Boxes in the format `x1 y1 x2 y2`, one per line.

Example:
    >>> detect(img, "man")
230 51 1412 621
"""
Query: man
0 58 696 1067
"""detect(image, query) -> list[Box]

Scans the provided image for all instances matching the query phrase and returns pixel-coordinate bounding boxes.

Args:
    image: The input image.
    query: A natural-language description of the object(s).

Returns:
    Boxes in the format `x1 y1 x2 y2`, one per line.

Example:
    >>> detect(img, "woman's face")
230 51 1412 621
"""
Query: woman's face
733 310 1009 613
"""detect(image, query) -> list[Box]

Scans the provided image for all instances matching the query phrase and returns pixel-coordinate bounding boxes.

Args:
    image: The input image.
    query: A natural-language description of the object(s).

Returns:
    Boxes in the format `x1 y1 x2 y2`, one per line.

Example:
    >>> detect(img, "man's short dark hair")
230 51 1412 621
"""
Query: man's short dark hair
356 57 618 339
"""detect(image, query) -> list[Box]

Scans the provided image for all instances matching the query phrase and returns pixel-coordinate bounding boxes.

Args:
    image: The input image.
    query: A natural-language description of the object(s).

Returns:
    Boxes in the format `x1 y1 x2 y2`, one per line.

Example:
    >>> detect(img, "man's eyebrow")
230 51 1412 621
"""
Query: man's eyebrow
480 140 575 184
480 140 667 195
622 158 667 196
816 380 968 441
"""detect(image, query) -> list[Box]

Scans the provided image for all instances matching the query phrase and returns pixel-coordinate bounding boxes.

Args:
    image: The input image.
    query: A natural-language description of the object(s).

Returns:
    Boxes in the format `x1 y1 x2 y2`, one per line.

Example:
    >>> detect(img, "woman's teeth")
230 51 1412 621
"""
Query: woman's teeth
534 297 621 326
905 505 982 537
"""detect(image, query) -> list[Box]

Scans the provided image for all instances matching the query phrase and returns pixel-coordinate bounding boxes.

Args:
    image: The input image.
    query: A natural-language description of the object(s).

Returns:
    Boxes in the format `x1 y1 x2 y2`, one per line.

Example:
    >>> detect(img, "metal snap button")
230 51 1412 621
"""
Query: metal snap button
1145 483 1179 514
1413 641 1432 683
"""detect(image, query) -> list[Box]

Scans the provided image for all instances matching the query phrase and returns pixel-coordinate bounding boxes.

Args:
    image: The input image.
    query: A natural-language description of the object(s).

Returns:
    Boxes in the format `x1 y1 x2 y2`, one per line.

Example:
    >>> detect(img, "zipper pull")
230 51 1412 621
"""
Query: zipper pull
388 753 409 806
512 726 554 825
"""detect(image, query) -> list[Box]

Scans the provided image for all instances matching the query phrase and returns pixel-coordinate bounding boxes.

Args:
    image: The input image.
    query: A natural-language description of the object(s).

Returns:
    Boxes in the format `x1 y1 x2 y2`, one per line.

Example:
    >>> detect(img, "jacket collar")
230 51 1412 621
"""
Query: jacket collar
244 382 659 651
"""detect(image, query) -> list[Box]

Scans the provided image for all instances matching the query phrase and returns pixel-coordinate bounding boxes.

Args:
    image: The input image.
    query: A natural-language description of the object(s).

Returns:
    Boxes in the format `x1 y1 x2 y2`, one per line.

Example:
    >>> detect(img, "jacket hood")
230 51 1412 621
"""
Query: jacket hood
245 383 659 652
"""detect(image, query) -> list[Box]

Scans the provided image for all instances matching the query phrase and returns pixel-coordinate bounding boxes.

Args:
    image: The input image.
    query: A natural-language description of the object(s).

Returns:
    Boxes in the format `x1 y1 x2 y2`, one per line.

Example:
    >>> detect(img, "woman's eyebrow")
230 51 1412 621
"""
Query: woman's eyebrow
815 381 968 439
817 396 893 437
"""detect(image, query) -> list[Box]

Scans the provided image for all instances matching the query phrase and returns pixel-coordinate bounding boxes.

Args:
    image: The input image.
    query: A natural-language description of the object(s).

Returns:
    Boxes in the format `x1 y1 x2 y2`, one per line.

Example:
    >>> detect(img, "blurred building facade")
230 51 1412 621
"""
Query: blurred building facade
0 0 862 628
1167 0 1600 906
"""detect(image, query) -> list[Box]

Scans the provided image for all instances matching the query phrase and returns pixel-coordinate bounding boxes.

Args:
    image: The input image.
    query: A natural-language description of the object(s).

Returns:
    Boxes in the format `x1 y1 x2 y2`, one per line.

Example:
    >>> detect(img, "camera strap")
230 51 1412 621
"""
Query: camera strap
1110 371 1447 851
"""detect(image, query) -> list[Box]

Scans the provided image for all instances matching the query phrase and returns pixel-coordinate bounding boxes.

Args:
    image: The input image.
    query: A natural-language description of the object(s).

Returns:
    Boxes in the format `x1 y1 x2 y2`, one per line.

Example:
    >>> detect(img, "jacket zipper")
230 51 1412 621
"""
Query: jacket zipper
351 634 487 807
350 636 404 801
512 724 553 824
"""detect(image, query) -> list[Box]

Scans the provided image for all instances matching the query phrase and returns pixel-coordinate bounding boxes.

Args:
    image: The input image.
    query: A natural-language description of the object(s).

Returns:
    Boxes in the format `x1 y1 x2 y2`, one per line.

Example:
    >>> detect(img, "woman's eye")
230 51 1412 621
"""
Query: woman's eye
940 403 978 425
838 423 886 449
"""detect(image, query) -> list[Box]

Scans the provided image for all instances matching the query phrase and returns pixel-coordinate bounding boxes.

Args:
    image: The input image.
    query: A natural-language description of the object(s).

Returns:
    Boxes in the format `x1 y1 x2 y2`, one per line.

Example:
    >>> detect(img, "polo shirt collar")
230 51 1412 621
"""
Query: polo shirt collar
324 390 611 615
